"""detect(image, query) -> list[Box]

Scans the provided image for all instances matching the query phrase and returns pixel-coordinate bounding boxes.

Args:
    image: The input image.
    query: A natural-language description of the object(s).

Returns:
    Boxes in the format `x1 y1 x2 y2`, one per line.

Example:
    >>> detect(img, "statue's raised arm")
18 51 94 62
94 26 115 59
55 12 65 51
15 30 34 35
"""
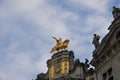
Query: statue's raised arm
52 36 62 46
52 36 58 41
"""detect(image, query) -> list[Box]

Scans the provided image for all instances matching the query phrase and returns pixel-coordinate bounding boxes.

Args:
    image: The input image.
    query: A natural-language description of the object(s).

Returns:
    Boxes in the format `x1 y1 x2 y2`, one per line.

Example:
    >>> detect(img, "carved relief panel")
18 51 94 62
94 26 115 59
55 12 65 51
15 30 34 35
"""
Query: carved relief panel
49 65 55 80
61 61 69 74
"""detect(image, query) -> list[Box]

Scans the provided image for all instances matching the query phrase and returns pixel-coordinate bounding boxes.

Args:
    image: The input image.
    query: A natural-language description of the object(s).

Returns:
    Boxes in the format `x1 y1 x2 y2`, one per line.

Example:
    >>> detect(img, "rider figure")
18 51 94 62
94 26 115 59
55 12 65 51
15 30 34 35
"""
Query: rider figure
52 36 62 47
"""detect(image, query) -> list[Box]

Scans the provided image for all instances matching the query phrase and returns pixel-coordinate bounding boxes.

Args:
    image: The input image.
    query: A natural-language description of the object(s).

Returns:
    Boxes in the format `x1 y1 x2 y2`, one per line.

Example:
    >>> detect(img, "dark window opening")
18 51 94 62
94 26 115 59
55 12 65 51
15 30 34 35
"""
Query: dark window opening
116 31 120 39
119 40 120 47
90 78 94 80
108 68 112 76
103 73 107 80
109 76 114 80
102 68 114 80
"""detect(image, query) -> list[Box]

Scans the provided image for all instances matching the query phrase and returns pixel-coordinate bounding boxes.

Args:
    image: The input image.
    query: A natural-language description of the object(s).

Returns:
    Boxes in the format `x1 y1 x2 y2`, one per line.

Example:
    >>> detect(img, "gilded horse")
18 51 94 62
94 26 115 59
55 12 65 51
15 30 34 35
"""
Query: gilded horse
51 37 70 53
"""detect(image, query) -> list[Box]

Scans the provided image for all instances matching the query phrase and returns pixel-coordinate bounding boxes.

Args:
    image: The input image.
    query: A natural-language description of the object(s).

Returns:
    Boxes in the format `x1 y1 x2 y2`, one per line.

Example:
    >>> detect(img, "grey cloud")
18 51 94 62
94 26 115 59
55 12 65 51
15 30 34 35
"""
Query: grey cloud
0 0 115 80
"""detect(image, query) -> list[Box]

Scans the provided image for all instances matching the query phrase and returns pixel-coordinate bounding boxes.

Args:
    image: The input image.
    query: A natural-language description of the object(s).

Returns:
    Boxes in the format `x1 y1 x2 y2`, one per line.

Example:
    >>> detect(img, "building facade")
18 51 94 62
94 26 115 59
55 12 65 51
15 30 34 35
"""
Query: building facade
35 36 96 80
91 7 120 80
36 50 88 80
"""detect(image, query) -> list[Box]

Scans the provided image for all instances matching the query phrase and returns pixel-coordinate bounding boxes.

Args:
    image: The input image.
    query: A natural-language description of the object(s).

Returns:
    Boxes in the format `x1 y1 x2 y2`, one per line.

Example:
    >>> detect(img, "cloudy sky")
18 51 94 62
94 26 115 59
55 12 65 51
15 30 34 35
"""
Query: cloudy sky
0 0 120 80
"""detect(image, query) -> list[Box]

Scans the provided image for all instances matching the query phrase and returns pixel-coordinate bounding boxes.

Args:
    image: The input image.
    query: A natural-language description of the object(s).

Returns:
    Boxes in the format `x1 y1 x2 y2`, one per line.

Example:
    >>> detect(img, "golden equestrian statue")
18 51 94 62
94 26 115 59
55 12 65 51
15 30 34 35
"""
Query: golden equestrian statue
51 36 70 53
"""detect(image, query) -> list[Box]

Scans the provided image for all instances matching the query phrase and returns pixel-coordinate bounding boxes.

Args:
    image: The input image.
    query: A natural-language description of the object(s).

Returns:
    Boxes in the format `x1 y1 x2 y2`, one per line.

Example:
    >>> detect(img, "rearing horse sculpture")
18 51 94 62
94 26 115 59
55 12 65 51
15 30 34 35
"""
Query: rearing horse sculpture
51 37 70 53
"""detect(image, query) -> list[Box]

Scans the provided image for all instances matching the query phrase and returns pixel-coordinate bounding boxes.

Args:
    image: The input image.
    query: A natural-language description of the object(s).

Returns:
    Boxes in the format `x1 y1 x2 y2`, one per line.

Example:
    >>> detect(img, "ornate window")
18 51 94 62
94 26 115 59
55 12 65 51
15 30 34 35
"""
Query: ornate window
102 68 114 80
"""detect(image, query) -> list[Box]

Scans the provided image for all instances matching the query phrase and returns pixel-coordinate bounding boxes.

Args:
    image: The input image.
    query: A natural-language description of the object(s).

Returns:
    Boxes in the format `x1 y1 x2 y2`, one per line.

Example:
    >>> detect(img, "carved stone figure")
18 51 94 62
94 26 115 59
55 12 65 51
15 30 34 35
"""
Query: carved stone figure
51 37 70 53
84 58 90 78
52 36 62 48
92 34 100 48
112 6 120 20
85 58 89 65
84 58 90 70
